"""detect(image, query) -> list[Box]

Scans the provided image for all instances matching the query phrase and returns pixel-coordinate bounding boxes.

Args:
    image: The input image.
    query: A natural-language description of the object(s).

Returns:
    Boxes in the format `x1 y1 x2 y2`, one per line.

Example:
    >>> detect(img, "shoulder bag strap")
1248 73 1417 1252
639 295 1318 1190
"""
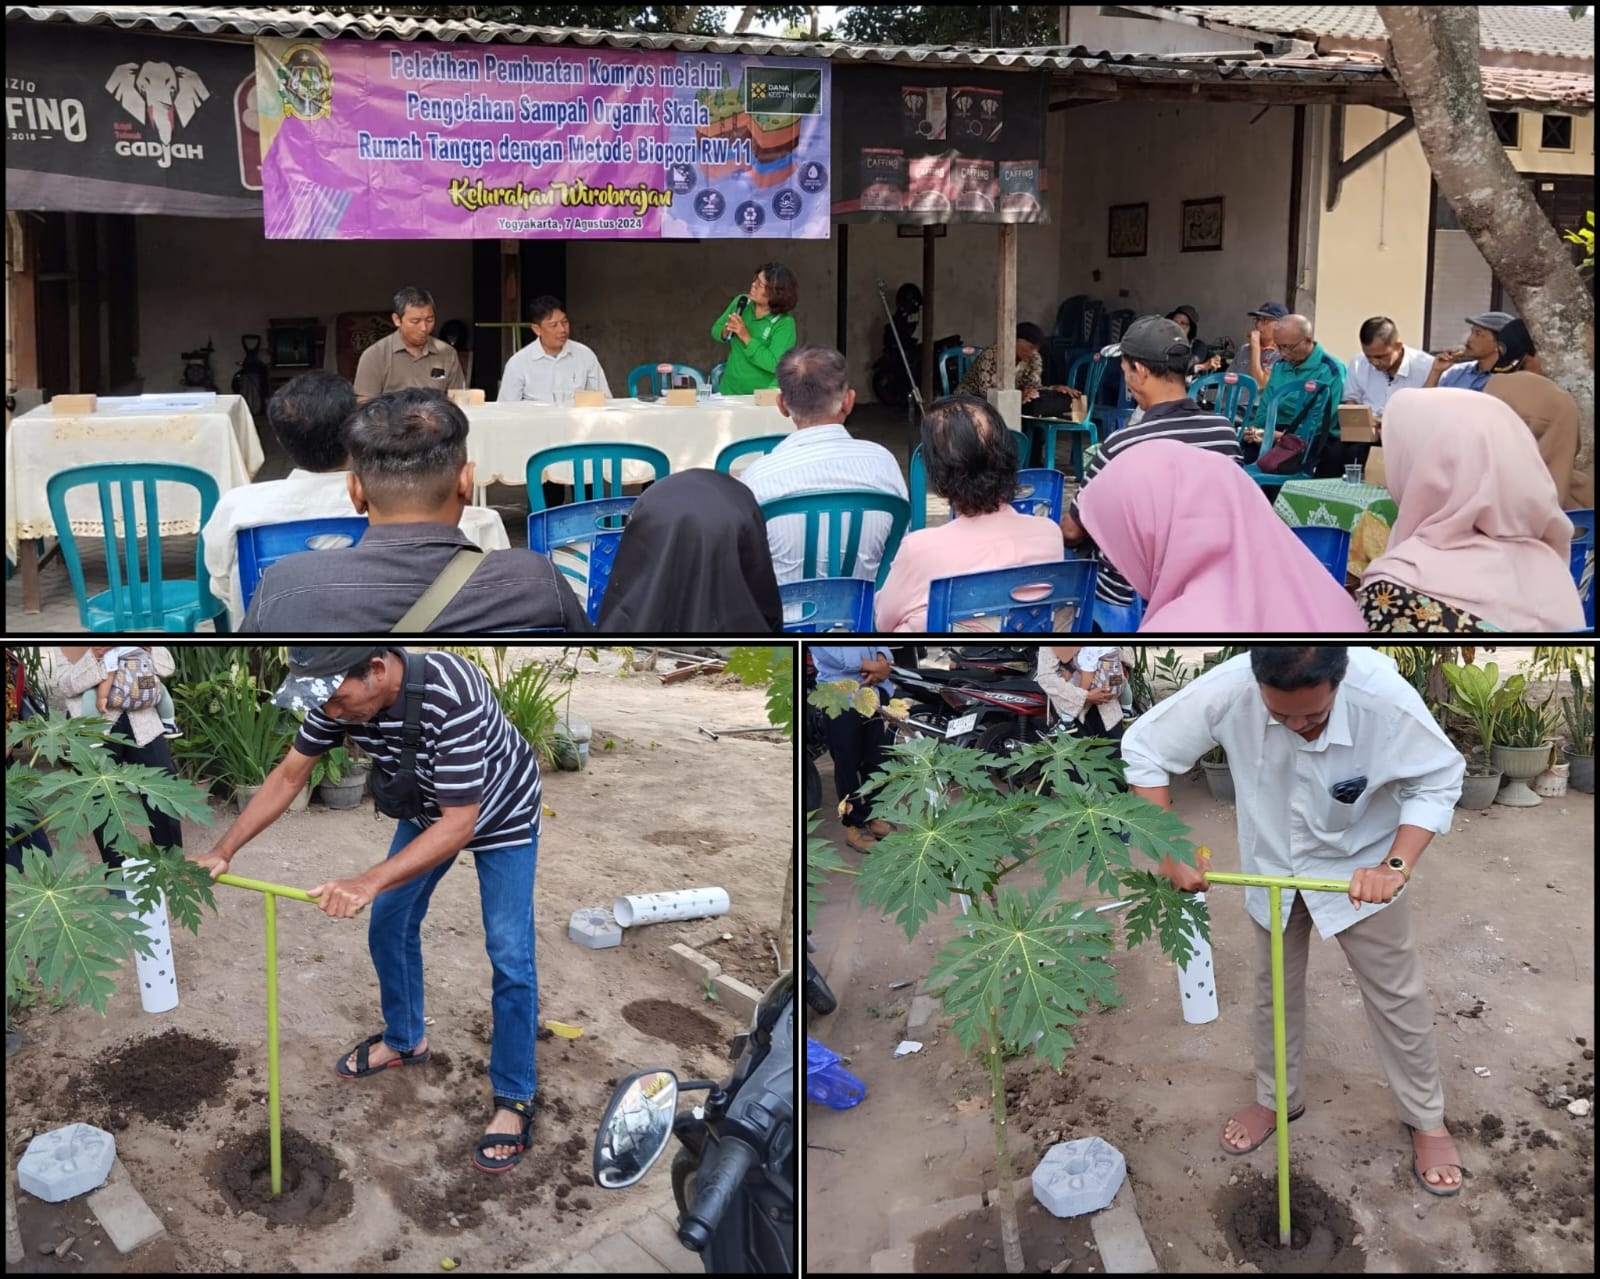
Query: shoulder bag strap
396 648 428 768
392 549 485 634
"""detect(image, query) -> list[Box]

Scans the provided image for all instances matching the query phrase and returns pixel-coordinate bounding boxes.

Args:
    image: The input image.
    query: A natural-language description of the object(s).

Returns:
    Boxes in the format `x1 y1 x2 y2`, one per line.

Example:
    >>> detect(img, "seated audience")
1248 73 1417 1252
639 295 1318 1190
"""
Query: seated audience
596 469 782 632
739 345 907 584
1425 312 1538 391
497 295 611 401
874 396 1064 632
1343 316 1433 419
243 389 588 633
1166 306 1216 376
958 322 1082 415
1358 389 1583 633
1059 316 1240 623
1241 313 1346 476
1483 369 1590 509
353 285 466 402
203 371 508 627
1036 646 1128 749
1076 439 1367 633
1239 302 1287 389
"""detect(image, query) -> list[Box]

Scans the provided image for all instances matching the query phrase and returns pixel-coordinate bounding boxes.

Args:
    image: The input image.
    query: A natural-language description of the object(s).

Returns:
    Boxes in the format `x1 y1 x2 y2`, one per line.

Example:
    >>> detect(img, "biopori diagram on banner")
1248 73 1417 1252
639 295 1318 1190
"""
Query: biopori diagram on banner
254 37 831 239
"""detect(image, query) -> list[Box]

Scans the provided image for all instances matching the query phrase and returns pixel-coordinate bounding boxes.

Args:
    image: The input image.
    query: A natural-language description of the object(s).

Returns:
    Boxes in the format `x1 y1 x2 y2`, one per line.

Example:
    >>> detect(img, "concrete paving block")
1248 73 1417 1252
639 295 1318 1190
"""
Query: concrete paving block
667 942 721 985
569 906 623 950
1033 1137 1125 1218
588 1230 668 1273
87 1161 165 1254
906 993 940 1031
560 1250 601 1272
624 1212 703 1274
711 973 762 1023
18 1123 115 1203
6 1176 23 1266
1090 1182 1159 1274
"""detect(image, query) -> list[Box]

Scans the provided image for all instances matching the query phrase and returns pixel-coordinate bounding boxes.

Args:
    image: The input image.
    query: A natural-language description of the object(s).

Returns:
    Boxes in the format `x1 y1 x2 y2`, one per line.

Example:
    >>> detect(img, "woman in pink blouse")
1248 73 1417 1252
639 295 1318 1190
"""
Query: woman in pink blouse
875 396 1064 632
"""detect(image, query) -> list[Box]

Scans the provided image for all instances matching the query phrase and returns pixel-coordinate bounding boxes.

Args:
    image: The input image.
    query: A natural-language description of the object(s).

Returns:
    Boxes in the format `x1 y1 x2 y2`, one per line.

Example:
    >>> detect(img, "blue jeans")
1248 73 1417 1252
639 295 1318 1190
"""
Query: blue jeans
367 818 540 1104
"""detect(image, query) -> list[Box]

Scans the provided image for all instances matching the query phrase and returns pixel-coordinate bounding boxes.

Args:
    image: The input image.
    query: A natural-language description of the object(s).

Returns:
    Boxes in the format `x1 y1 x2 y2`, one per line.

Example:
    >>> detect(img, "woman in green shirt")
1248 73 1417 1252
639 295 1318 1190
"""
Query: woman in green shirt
710 262 799 395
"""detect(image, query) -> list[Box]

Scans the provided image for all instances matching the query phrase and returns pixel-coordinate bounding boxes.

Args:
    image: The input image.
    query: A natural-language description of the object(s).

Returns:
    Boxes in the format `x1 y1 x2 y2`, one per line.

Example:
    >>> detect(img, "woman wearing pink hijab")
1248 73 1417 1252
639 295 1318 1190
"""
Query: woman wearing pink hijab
1077 439 1367 632
1358 388 1583 632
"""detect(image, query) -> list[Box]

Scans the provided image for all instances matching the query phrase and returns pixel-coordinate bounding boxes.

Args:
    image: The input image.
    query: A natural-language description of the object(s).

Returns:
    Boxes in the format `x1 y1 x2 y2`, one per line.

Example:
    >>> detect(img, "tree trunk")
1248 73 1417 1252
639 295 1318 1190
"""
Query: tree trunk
733 5 760 33
986 1014 1025 1273
1378 6 1595 480
809 6 820 39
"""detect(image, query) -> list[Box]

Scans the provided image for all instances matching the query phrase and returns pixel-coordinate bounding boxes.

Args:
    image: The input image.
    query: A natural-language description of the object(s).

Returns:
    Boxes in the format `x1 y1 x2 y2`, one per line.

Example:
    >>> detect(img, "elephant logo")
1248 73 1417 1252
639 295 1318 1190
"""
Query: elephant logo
105 61 210 145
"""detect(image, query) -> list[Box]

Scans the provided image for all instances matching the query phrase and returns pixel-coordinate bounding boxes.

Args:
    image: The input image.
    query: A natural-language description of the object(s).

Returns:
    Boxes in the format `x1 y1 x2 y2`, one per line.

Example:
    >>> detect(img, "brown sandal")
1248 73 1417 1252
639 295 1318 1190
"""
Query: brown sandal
1404 1123 1463 1197
1219 1102 1305 1155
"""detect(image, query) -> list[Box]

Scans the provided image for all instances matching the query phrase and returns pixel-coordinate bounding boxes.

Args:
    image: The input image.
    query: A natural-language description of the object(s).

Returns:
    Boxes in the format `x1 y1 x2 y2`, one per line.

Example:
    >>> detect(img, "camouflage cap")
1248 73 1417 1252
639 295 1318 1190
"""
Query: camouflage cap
271 647 390 711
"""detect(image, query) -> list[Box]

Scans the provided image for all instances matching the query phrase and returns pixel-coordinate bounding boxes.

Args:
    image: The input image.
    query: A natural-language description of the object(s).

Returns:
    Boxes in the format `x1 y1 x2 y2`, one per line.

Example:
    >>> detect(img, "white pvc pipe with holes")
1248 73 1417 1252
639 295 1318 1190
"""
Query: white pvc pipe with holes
613 887 731 928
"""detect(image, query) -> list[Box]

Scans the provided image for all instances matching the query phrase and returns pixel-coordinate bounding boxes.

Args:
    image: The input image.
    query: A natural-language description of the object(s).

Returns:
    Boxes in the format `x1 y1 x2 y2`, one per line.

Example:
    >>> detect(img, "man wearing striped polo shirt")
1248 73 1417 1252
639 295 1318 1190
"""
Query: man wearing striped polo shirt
193 647 544 1174
1060 315 1241 625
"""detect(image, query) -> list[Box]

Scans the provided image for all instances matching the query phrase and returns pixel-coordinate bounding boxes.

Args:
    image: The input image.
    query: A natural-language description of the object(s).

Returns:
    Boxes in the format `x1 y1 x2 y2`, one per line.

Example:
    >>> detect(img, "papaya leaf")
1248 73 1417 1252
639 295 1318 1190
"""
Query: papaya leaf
808 678 861 720
1117 869 1210 970
856 796 1008 939
1008 734 1126 797
861 736 1001 817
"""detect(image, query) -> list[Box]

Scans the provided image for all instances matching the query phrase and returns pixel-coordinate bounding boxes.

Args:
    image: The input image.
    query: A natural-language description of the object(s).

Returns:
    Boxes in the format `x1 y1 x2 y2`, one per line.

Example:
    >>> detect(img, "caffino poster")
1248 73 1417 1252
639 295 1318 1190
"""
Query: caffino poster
255 37 831 239
830 66 1050 225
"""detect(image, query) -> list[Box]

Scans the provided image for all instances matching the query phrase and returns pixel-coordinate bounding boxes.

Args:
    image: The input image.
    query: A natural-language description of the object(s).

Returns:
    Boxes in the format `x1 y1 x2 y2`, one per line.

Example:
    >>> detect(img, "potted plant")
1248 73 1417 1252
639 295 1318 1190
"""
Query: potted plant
1560 667 1595 794
170 663 301 812
1201 743 1235 803
1492 690 1558 808
311 744 369 809
1440 660 1510 810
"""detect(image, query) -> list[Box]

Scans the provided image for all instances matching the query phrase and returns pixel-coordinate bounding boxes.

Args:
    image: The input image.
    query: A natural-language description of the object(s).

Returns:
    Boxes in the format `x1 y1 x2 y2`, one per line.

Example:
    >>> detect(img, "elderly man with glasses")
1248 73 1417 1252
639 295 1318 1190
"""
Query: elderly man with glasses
1240 314 1347 475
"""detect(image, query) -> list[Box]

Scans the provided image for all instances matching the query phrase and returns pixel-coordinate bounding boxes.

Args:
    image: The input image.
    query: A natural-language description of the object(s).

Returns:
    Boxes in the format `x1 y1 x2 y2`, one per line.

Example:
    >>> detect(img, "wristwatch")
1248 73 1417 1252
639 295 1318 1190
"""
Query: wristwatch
1385 856 1412 885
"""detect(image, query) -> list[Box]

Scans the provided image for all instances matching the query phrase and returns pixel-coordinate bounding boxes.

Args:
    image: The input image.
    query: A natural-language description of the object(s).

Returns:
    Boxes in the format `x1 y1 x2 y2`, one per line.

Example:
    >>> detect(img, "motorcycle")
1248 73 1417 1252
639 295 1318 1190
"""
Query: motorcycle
869 280 963 416
885 662 1052 764
803 934 837 1019
594 972 794 1274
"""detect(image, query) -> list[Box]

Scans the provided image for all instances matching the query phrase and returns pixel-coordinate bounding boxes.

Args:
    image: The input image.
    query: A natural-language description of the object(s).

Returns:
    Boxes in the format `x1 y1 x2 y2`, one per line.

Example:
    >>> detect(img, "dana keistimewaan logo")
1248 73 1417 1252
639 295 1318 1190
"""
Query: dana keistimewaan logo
105 60 210 168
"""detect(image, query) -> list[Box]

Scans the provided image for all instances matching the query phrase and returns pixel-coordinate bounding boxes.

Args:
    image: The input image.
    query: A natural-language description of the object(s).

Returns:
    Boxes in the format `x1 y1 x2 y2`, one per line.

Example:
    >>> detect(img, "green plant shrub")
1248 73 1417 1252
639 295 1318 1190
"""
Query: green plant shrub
1562 668 1594 755
168 662 298 792
1441 661 1525 771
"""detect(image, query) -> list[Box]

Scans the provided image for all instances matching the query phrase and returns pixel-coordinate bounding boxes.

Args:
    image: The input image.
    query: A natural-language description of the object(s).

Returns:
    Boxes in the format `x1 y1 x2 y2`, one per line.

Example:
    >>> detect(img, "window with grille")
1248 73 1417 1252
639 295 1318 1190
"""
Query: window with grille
1539 115 1573 151
1489 112 1520 147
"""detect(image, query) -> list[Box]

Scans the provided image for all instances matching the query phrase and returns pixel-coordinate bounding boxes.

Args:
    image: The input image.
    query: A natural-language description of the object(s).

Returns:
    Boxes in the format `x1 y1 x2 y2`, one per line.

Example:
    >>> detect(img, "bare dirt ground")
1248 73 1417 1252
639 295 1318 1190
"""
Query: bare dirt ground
7 652 793 1273
806 646 1595 1274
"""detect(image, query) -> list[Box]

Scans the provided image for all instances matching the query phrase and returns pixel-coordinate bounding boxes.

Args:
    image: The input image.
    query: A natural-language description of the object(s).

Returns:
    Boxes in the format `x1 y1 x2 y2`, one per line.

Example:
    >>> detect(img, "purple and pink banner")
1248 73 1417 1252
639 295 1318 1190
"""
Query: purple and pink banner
254 37 831 240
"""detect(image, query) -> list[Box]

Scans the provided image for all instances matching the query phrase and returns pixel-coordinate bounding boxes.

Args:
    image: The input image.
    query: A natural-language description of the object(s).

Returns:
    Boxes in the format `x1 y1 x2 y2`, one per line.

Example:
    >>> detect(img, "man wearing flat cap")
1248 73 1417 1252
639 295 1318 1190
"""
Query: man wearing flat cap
194 646 544 1174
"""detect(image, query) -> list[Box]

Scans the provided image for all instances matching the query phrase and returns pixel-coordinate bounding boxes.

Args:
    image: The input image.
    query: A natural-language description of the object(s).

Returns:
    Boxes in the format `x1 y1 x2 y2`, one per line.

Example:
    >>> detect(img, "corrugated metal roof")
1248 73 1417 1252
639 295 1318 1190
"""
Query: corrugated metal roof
1165 6 1594 61
3 5 1590 110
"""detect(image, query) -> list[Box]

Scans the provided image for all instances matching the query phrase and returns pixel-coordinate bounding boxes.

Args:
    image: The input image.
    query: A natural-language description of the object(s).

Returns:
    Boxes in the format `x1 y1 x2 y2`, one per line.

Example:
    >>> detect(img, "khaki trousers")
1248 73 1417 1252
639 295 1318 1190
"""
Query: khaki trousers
1250 890 1444 1128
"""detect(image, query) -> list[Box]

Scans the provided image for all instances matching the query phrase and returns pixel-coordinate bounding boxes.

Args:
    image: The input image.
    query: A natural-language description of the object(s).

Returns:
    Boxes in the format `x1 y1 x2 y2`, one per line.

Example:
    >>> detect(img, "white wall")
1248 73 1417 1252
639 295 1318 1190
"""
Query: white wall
1057 100 1296 352
134 217 472 390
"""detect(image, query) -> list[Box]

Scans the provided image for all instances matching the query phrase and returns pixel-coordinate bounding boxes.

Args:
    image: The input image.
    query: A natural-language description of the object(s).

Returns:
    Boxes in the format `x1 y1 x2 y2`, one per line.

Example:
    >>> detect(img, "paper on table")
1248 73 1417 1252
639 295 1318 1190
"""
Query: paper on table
95 392 219 413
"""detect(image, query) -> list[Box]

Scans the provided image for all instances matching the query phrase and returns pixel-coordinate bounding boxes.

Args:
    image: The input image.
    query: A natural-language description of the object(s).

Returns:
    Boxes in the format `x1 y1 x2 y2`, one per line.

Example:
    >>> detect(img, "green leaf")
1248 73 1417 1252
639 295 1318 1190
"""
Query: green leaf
928 886 1122 1072
1117 869 1211 970
1008 734 1125 797
862 736 1002 818
856 796 1008 939
725 646 794 738
808 678 860 720
805 817 850 930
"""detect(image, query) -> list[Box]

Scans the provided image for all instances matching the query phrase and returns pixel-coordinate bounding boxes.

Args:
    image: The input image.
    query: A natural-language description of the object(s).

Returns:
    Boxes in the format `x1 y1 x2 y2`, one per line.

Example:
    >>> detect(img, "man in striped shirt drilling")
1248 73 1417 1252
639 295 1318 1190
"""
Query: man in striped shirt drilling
193 647 544 1174
1060 316 1242 622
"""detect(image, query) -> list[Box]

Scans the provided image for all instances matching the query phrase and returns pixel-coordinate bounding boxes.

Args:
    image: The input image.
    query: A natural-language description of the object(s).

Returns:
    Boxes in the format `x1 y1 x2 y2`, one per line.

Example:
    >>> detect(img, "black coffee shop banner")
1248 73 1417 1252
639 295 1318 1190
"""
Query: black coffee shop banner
829 65 1050 225
5 23 262 217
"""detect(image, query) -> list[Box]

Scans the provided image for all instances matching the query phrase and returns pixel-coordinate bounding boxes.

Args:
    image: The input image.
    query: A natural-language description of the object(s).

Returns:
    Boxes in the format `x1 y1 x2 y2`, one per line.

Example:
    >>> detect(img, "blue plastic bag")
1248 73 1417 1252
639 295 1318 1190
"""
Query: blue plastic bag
806 1036 866 1110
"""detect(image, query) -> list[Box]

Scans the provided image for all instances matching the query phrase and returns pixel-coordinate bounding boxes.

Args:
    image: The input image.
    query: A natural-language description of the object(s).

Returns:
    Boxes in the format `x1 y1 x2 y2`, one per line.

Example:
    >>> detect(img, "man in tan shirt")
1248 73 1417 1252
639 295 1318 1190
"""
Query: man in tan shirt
353 286 466 402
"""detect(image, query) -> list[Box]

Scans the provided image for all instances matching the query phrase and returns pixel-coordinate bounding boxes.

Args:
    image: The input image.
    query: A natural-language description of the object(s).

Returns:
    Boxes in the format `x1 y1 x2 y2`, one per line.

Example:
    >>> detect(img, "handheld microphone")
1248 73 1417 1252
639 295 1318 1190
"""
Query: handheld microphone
724 294 749 340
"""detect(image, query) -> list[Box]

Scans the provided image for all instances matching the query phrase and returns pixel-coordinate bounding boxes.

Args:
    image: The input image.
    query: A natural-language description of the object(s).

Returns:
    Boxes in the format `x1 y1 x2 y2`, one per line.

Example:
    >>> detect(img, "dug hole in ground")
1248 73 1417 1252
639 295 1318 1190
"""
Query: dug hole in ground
806 649 1594 1275
6 650 793 1273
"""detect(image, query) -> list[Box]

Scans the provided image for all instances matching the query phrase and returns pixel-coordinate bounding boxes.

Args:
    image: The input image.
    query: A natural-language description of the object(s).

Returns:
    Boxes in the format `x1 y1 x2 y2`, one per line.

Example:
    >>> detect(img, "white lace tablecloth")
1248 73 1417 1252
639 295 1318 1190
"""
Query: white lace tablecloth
462 395 792 502
6 394 265 561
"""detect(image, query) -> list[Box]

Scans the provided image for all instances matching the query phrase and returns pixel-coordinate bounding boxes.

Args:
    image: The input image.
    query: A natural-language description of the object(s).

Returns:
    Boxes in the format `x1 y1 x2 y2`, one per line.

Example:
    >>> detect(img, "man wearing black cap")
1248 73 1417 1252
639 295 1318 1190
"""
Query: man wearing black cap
1060 316 1240 623
1241 302 1288 390
193 647 545 1174
1423 312 1535 392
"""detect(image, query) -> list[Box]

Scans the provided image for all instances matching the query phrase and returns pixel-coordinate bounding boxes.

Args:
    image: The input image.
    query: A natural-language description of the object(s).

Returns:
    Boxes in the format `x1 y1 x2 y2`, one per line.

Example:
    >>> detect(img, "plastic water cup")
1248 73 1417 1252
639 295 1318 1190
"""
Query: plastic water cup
1343 462 1364 484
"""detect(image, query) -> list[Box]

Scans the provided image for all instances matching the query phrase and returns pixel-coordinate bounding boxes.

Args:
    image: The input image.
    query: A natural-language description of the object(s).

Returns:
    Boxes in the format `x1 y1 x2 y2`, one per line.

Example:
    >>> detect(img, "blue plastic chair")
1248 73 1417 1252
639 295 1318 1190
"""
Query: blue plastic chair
626 363 706 397
1190 370 1259 428
710 361 726 392
757 490 910 589
1566 507 1594 629
908 435 1033 531
1240 382 1333 492
1289 525 1352 584
1092 593 1146 634
925 559 1098 633
236 517 368 613
714 434 788 474
45 462 229 632
779 577 875 633
525 443 672 512
526 497 635 624
1009 469 1066 524
1025 351 1110 480
938 345 978 396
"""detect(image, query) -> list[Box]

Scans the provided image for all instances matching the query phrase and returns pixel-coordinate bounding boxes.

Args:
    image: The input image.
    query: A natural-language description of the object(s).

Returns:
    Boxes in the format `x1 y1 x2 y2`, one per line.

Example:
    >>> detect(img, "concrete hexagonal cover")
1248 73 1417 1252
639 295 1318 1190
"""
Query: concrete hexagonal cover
18 1123 116 1202
1032 1135 1126 1218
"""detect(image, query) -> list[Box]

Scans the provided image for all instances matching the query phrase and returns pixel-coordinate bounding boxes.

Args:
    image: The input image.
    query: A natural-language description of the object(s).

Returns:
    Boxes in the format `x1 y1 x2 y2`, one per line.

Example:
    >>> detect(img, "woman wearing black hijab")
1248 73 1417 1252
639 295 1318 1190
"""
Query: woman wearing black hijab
597 469 783 632
1166 305 1215 374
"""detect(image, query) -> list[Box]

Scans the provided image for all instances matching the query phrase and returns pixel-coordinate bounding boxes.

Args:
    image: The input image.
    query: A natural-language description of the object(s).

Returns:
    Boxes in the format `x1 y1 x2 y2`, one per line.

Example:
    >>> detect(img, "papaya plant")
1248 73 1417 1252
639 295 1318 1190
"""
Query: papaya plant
808 683 1209 1274
6 712 219 1017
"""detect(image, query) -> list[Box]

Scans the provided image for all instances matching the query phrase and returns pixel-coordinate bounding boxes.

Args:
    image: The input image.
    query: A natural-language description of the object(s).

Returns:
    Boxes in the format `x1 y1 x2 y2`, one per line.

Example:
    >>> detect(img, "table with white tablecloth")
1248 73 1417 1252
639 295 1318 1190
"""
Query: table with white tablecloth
462 395 793 504
6 393 265 612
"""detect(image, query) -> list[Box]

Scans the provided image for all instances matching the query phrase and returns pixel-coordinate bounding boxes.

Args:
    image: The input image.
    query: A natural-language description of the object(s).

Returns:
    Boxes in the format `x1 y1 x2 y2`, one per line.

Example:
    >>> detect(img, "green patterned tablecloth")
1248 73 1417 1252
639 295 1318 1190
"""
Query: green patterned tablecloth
1273 479 1400 575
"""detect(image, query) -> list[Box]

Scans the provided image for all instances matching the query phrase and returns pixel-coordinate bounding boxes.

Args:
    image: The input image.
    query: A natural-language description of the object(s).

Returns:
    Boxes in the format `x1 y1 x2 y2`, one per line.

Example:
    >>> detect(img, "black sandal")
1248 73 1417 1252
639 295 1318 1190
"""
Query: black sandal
473 1097 535 1174
334 1032 430 1080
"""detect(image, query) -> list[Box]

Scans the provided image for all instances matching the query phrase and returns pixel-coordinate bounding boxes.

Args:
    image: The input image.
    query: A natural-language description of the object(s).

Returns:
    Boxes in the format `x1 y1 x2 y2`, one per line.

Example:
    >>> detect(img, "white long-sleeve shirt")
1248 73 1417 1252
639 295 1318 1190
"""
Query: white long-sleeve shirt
1120 650 1464 939
1343 345 1433 417
496 338 611 402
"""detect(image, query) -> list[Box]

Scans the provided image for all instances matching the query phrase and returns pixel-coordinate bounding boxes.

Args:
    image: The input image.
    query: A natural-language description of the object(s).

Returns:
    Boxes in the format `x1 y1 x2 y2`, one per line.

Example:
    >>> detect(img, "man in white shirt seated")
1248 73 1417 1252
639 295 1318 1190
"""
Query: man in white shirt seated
202 370 509 627
1344 315 1433 421
496 295 612 402
738 345 908 585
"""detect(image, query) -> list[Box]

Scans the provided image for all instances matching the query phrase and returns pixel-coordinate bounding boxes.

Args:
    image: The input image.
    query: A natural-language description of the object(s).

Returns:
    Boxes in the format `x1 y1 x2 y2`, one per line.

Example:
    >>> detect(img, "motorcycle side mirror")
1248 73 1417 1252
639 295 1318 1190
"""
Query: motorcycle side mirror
594 1069 680 1189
